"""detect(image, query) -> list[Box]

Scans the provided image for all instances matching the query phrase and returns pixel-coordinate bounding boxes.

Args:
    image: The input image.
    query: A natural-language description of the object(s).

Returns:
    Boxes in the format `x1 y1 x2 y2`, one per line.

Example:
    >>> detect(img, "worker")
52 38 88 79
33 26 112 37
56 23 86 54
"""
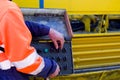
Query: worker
0 0 64 80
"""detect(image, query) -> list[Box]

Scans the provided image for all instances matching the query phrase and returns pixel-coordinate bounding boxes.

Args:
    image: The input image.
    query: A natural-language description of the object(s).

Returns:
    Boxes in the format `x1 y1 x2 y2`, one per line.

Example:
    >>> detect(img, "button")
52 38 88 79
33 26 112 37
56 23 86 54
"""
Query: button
56 49 60 53
50 48 55 53
63 65 67 70
62 48 66 53
44 48 49 53
56 57 61 62
37 49 42 53
63 57 67 61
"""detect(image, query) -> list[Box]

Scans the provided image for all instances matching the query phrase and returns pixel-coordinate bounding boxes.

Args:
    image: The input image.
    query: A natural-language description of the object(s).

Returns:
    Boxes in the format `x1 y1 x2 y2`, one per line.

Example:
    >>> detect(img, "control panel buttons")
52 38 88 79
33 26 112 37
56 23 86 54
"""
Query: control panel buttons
56 57 61 62
62 48 66 53
63 65 67 70
50 48 55 53
63 57 67 61
44 48 49 53
31 42 73 75
37 49 42 53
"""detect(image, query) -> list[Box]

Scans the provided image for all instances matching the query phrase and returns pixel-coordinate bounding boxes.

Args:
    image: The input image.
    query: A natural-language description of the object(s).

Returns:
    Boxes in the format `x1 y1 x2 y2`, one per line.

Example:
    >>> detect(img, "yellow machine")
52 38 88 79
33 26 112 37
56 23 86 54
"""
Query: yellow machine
13 0 120 14
13 0 120 80
13 0 120 33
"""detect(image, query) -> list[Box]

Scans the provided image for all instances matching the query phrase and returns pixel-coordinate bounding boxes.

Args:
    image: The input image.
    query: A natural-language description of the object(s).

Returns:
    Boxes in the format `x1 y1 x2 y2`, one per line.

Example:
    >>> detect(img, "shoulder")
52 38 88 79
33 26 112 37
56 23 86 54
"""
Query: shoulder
0 1 21 21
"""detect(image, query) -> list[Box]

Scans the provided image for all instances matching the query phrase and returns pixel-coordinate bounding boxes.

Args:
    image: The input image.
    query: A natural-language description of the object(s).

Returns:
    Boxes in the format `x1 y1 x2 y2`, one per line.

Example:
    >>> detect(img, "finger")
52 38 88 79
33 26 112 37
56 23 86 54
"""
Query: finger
59 39 65 49
53 40 58 49
49 65 60 78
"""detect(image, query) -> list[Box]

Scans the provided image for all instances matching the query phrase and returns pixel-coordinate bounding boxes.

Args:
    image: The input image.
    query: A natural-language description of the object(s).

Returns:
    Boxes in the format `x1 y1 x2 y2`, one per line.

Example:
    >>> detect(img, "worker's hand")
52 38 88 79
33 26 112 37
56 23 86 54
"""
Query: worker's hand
49 64 60 78
49 28 65 49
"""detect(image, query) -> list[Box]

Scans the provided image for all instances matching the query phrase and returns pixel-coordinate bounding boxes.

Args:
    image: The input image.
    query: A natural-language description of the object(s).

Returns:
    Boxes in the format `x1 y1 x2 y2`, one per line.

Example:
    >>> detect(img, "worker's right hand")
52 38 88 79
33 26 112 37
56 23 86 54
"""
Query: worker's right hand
49 28 65 49
49 64 60 78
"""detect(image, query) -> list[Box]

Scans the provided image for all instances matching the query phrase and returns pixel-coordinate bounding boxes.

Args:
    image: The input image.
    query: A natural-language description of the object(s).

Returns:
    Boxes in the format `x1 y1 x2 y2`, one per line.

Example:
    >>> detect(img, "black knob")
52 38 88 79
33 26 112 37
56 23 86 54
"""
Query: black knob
37 49 42 53
50 48 55 53
62 48 66 53
63 65 67 70
56 49 60 53
56 57 61 62
63 57 67 61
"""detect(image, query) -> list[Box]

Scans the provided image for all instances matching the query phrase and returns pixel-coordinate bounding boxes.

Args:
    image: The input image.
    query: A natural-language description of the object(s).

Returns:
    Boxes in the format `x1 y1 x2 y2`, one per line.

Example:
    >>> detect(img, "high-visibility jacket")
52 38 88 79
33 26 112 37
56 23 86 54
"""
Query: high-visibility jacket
0 0 57 78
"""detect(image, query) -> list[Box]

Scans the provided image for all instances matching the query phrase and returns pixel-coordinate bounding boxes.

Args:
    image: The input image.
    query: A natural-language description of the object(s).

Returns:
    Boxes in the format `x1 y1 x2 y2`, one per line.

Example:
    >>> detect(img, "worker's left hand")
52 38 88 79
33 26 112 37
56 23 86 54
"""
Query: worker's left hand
49 64 60 78
49 28 65 49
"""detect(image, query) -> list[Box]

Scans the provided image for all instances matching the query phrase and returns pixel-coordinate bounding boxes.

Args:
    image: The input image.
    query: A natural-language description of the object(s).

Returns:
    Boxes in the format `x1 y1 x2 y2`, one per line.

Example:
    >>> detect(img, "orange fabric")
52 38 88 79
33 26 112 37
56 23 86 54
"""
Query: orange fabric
0 0 34 61
0 0 43 75
0 53 8 61
17 57 42 74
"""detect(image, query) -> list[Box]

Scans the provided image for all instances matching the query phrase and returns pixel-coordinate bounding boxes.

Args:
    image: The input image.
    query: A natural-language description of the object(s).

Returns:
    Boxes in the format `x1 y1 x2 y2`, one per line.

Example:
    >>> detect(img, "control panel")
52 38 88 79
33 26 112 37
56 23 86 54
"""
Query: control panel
22 8 73 75
31 41 73 75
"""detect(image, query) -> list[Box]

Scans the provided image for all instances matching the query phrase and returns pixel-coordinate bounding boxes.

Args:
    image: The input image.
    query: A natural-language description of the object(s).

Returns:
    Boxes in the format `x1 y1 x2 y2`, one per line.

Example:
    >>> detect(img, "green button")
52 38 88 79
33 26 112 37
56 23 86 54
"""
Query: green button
44 48 49 53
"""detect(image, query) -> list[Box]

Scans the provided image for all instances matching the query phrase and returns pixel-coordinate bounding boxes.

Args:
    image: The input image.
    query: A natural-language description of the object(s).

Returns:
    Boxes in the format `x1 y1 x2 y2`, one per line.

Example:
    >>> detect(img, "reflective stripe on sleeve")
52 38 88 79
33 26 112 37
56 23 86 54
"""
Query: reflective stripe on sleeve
12 50 45 74
12 50 41 69
0 51 3 53
0 60 12 70
17 56 45 75
30 58 44 75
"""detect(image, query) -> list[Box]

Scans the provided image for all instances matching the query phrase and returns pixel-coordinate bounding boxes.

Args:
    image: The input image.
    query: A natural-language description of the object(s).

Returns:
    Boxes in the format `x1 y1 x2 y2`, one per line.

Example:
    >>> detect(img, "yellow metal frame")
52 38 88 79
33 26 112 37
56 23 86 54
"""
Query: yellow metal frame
72 32 120 69
44 0 120 14
13 0 120 14
29 69 120 80
13 0 39 8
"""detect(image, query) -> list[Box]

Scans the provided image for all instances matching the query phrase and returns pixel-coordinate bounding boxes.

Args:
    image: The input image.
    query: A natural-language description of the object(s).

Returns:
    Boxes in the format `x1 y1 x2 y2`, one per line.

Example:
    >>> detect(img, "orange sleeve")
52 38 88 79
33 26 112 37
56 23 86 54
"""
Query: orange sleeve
0 3 45 75
1 7 34 61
